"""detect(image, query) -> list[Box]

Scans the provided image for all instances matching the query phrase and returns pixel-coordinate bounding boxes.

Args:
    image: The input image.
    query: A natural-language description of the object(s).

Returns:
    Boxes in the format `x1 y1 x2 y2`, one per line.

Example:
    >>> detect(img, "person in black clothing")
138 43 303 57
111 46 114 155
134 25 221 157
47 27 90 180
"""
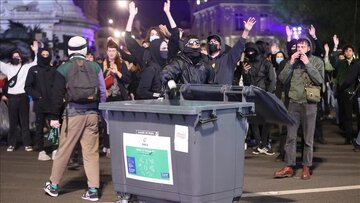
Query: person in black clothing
207 17 256 85
25 48 56 161
136 39 164 100
339 60 360 150
160 36 214 87
240 42 276 156
124 0 180 70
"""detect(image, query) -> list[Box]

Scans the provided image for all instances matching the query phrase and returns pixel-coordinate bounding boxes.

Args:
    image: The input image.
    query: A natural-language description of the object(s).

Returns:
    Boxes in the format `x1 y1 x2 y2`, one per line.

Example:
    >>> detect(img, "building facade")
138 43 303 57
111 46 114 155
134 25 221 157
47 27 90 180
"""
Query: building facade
0 0 99 60
190 0 283 46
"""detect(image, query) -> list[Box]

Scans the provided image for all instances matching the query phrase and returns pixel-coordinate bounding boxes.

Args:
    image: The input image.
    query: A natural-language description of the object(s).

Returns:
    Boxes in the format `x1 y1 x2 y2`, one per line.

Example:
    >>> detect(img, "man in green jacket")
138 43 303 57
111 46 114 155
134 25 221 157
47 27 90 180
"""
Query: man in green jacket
274 38 324 180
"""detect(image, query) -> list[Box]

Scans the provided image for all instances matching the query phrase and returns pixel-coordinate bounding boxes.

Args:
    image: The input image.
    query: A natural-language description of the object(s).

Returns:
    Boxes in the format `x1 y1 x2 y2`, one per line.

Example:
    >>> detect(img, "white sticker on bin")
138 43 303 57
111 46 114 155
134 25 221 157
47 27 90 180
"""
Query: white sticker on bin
174 125 189 153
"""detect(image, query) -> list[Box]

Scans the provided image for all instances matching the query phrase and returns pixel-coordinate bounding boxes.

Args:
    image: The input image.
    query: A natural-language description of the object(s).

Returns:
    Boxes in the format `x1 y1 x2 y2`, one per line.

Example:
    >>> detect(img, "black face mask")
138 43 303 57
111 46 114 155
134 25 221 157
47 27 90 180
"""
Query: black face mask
183 47 201 64
10 58 20 65
209 44 219 54
160 51 168 59
245 51 257 61
38 56 52 67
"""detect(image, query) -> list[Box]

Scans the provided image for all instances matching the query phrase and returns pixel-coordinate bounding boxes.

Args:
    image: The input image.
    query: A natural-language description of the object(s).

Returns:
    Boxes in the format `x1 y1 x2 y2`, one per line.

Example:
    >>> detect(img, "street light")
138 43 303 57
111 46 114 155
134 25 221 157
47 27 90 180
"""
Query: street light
114 30 121 38
118 0 128 9
108 19 114 25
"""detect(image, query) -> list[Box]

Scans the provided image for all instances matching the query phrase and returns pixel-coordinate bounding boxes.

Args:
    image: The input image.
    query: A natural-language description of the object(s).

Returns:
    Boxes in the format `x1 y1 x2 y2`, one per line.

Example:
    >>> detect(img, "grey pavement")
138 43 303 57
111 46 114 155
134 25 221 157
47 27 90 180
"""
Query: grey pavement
0 119 359 203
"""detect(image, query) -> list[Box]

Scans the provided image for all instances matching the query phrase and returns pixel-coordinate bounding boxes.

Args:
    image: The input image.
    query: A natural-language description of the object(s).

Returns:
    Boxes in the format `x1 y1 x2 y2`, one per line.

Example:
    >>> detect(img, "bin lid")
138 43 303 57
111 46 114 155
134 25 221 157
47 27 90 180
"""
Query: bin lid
99 100 254 115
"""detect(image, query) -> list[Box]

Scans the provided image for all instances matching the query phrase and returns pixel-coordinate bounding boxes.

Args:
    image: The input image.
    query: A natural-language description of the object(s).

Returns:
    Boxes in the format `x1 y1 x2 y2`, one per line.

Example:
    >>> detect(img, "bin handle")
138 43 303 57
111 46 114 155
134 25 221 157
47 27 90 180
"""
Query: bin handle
199 113 218 124
237 110 256 118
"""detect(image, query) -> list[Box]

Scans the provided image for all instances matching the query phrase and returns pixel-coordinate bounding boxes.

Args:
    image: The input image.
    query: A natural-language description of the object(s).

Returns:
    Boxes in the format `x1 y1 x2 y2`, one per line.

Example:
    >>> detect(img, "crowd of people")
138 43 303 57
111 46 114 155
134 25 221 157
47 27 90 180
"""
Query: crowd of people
0 0 359 201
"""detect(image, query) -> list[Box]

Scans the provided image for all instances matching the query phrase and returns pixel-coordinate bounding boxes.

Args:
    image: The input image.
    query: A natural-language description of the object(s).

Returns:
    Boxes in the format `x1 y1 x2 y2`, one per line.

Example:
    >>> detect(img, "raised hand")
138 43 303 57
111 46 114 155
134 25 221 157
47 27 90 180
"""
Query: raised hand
31 40 39 53
308 24 316 39
159 24 171 38
243 17 256 31
286 25 293 38
324 43 329 54
333 34 339 47
163 0 171 14
129 1 138 17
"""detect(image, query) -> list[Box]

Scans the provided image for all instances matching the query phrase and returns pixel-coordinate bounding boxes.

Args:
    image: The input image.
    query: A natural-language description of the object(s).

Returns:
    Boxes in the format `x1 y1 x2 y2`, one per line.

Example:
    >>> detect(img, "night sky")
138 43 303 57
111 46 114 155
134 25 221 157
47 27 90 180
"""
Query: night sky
98 0 191 29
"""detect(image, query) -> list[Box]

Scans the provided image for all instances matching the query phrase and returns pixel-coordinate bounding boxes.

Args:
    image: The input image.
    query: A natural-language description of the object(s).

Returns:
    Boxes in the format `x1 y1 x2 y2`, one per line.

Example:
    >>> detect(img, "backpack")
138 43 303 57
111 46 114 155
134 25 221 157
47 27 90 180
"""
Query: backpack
66 59 99 103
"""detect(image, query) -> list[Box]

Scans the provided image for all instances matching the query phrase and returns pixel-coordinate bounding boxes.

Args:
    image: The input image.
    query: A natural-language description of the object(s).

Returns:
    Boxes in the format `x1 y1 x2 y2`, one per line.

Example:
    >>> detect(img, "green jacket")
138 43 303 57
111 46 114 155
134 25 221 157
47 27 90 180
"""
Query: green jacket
278 55 324 104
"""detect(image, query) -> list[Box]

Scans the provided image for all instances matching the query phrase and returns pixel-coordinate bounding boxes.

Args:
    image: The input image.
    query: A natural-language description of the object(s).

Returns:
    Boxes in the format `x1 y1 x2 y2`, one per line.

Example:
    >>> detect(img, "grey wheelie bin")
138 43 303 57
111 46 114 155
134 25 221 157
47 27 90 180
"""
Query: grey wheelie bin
99 99 254 203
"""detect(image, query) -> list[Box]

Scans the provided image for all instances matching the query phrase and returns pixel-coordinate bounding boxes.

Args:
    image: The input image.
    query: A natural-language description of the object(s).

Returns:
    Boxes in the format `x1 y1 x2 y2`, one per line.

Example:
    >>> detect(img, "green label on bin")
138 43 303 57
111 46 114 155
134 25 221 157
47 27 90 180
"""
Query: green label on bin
123 133 173 185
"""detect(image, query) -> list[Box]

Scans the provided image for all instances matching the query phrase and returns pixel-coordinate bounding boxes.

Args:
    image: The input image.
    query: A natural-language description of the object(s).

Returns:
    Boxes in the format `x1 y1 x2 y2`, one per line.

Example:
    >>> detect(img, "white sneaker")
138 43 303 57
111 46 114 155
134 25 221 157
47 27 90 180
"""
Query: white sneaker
106 148 111 158
7 146 15 152
38 150 51 161
25 146 33 152
51 150 58 160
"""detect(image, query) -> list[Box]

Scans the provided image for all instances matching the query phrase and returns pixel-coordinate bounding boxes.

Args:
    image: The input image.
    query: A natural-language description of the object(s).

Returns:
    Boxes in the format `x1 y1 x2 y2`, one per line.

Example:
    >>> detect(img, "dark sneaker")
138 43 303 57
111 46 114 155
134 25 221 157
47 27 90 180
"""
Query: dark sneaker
353 141 360 152
67 158 80 170
258 146 275 155
81 188 99 201
44 181 59 197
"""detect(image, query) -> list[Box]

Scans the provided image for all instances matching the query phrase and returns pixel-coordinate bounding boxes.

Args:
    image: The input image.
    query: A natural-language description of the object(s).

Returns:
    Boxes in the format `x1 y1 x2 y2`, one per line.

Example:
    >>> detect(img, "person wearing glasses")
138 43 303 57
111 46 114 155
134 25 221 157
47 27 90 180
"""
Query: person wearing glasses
160 35 214 87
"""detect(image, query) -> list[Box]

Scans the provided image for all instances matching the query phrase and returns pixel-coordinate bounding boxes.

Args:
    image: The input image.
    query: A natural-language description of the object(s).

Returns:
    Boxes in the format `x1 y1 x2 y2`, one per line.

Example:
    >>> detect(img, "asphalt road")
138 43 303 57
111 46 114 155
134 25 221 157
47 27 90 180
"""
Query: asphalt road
0 119 359 203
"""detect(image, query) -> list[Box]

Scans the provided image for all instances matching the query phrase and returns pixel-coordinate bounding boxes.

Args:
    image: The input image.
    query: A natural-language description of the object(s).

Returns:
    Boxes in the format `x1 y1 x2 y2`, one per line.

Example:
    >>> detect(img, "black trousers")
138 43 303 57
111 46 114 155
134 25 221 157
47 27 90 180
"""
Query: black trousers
35 112 49 151
338 91 354 142
7 94 31 147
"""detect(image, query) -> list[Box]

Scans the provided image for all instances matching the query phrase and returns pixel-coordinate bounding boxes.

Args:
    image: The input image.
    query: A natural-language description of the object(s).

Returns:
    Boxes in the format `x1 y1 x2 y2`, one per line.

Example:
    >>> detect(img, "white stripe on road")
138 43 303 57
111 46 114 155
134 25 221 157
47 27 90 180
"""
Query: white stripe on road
242 185 360 198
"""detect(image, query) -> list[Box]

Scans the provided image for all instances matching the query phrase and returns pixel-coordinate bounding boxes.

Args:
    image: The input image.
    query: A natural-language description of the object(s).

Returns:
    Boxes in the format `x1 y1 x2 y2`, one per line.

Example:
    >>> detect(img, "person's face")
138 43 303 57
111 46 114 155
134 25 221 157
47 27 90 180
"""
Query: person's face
186 38 200 49
209 39 220 49
12 52 21 62
150 29 159 37
41 50 50 58
200 47 208 55
275 52 284 60
338 54 345 60
86 54 94 61
296 41 310 55
107 47 117 61
344 48 354 60
160 41 168 51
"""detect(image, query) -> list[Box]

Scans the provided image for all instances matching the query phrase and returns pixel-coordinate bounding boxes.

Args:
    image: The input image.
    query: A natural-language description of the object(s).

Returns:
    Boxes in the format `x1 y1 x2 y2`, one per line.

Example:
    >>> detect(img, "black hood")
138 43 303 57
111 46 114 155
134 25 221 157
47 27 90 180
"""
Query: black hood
244 42 260 61
37 48 52 67
207 34 226 54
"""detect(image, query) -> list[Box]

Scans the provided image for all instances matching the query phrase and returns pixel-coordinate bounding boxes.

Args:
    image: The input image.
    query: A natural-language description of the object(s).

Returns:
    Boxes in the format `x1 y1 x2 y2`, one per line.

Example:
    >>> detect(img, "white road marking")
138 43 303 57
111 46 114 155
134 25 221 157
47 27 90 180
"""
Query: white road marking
242 185 360 197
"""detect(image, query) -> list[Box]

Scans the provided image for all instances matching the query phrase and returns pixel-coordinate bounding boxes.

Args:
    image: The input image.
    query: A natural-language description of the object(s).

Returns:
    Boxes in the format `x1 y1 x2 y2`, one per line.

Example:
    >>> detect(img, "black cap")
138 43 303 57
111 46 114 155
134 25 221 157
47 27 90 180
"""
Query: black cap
207 35 221 43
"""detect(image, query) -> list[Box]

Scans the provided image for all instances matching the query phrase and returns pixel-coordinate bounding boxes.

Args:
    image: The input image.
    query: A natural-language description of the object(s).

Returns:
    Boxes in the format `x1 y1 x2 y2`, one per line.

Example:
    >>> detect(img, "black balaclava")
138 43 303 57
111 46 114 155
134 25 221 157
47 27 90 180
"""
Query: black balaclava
37 48 52 67
183 46 201 64
146 39 167 68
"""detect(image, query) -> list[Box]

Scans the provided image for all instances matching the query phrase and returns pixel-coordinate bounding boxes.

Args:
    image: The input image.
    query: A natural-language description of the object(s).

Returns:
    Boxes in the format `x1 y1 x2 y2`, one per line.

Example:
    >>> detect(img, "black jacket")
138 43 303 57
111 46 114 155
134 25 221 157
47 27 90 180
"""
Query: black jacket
136 61 162 100
242 42 276 93
207 35 246 85
25 64 56 113
161 53 214 85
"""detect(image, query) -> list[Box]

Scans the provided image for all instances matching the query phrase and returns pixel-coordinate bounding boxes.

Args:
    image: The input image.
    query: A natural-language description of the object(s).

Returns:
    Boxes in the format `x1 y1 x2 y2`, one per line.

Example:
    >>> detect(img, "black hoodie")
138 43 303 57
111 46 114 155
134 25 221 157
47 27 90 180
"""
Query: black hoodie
25 48 56 113
242 42 276 93
207 34 246 85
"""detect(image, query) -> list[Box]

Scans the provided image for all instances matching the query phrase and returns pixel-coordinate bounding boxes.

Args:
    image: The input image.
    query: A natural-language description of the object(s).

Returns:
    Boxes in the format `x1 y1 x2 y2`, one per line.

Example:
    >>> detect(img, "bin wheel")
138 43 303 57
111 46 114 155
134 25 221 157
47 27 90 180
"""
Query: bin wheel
232 196 241 202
